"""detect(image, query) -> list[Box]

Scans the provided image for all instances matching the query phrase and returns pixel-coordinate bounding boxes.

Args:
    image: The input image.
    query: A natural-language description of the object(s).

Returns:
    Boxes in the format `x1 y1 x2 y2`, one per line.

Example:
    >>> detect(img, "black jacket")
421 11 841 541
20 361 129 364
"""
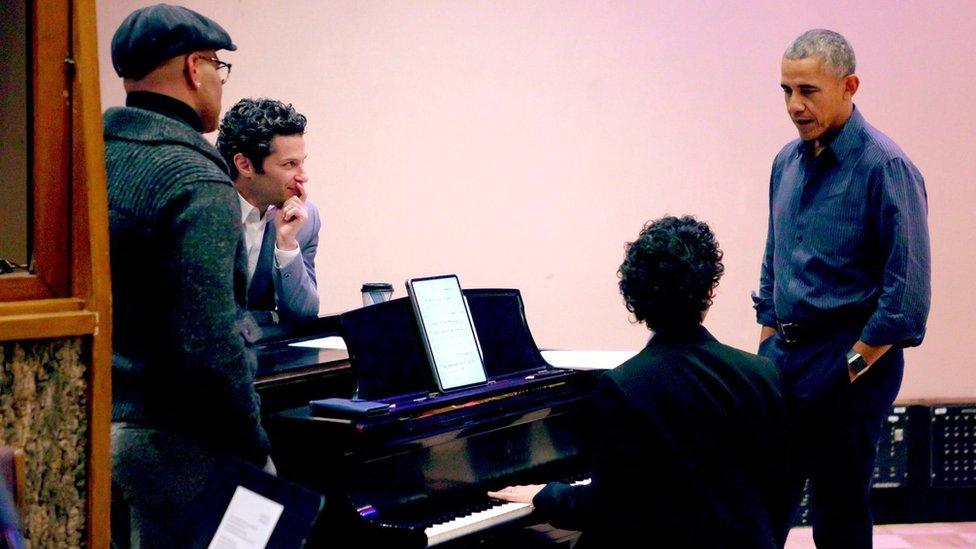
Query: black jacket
534 326 790 548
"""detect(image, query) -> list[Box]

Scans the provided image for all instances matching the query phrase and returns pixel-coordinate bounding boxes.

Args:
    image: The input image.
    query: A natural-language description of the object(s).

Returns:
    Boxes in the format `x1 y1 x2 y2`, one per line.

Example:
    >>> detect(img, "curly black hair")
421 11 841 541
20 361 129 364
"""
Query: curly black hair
216 98 307 179
618 215 724 333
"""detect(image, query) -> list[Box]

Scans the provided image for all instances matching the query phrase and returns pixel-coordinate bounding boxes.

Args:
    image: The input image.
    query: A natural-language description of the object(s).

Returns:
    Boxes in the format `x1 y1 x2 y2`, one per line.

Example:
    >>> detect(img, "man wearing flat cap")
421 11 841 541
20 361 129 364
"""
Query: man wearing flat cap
103 4 270 546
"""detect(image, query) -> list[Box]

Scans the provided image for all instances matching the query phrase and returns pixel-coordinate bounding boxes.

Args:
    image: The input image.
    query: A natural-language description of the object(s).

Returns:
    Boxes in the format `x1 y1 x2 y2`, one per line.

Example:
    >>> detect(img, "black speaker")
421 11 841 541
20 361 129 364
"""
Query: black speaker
873 405 910 488
929 404 976 488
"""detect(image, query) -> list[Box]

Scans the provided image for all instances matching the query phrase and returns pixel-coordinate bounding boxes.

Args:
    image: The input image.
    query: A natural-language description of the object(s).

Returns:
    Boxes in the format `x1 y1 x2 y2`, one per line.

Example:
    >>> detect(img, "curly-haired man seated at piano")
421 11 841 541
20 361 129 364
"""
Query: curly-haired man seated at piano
490 215 791 547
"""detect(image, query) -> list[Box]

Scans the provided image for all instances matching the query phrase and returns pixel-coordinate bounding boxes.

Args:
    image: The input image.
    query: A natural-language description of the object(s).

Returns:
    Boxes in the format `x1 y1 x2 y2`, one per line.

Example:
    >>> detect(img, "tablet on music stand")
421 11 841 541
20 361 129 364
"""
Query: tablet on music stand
406 274 488 392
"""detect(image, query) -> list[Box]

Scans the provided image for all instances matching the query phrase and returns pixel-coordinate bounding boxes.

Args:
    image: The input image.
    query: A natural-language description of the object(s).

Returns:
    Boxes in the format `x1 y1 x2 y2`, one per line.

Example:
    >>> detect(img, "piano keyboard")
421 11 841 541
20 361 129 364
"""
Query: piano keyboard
425 478 591 546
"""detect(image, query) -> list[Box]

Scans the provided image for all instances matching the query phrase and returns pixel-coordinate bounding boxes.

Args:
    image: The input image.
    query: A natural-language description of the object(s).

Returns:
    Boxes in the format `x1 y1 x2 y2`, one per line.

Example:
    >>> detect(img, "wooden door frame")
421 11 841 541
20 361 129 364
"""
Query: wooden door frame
0 1 112 546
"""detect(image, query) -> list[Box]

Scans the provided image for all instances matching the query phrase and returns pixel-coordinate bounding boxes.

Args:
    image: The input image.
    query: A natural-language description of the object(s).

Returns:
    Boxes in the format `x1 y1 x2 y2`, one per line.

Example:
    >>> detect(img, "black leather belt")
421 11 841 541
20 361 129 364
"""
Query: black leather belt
776 314 868 345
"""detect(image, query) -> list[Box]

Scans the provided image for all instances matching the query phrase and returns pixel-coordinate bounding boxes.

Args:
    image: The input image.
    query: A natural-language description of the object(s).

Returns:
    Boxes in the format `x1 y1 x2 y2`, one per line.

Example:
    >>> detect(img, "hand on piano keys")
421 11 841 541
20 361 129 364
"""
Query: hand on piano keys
486 484 546 504
425 479 591 545
425 484 546 546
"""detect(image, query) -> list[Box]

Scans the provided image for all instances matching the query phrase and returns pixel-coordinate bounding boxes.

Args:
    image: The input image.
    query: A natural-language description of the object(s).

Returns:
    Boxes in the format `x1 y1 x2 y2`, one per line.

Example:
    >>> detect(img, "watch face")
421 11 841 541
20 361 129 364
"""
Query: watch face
848 355 869 375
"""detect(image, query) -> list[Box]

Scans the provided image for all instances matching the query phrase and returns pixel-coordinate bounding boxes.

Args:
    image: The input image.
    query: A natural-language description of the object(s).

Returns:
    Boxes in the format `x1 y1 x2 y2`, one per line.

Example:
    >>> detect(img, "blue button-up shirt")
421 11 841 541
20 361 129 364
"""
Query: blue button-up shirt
754 107 930 347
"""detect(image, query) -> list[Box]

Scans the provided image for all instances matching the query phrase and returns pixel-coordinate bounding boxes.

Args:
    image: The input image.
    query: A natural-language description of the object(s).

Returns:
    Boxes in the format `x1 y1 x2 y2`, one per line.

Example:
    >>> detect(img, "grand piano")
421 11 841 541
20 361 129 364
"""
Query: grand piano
265 289 598 547
253 314 353 416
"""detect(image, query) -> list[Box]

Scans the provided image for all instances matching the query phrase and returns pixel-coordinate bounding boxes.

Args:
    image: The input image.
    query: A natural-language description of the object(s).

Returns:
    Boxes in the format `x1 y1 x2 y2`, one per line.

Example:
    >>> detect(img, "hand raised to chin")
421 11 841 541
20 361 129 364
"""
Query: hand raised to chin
274 188 308 250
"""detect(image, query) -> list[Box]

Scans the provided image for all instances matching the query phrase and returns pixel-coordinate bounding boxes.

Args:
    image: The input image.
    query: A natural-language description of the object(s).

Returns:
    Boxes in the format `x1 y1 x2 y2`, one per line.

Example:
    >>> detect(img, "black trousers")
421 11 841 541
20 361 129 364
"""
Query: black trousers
759 328 903 549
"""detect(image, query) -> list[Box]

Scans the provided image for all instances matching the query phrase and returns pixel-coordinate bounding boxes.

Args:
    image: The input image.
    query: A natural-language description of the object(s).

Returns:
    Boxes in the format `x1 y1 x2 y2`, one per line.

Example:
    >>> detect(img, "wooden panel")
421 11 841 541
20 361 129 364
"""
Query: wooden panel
0 0 112 545
31 0 72 296
0 298 84 317
0 274 57 302
0 311 97 341
0 0 72 301
71 0 112 545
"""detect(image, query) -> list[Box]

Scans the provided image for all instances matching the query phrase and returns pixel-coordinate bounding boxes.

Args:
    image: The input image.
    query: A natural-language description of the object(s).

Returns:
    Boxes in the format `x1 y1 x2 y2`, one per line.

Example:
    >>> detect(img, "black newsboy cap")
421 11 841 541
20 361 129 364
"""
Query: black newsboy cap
111 3 236 80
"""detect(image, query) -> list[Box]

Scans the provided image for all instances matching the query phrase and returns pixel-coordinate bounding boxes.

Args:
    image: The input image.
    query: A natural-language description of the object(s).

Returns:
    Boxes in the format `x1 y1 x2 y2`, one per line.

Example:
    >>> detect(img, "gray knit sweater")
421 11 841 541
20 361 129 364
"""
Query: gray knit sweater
104 105 269 464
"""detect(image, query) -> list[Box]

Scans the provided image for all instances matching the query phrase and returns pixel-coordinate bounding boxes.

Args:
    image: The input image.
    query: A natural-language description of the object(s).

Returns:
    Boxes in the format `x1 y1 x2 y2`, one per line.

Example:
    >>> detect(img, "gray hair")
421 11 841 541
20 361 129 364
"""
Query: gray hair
784 29 856 77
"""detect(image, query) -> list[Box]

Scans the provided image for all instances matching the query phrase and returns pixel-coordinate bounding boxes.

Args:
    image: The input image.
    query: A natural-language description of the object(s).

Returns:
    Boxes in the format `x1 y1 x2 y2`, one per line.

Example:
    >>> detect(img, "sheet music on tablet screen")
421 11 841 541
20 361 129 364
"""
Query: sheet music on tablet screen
412 277 486 390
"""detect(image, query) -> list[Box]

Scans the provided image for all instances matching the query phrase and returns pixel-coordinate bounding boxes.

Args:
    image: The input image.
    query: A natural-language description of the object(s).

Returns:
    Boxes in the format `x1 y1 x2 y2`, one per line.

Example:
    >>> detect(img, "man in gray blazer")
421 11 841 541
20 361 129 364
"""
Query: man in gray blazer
217 98 320 322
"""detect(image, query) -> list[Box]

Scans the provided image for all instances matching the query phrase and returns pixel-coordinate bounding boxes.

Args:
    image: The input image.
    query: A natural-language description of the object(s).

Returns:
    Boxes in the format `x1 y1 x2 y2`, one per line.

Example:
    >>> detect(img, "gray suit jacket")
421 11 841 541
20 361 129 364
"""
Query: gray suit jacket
247 200 321 319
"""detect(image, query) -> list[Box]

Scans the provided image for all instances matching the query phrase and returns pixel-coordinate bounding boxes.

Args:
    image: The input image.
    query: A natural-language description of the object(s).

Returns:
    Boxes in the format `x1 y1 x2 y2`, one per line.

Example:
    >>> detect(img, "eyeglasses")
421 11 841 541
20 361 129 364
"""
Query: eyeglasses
197 55 232 84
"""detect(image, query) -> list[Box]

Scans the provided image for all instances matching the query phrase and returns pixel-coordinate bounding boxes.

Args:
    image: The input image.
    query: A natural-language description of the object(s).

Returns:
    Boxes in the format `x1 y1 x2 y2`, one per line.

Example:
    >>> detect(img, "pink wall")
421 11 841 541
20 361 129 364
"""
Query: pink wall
97 1 976 399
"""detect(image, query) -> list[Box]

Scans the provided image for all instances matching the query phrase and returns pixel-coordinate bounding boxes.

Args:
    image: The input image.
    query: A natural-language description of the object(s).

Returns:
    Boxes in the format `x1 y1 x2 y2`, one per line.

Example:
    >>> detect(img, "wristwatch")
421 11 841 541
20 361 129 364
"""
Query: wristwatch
846 349 869 379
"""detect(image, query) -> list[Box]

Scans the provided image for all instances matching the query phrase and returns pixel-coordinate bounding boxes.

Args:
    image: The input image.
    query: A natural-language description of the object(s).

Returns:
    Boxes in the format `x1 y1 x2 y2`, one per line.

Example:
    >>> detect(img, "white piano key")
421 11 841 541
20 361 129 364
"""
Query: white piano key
426 502 533 545
424 478 591 546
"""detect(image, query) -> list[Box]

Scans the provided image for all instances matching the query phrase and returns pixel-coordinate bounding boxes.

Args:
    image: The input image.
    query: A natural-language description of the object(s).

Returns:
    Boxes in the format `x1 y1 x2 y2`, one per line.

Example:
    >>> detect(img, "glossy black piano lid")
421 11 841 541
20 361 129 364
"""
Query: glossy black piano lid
346 396 588 525
339 296 434 400
339 289 553 401
253 314 346 378
463 289 549 377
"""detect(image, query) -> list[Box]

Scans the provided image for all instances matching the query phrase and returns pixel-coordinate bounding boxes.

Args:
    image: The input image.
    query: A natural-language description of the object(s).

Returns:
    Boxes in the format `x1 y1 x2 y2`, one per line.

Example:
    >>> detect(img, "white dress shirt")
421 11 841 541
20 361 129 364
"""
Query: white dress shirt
238 194 300 283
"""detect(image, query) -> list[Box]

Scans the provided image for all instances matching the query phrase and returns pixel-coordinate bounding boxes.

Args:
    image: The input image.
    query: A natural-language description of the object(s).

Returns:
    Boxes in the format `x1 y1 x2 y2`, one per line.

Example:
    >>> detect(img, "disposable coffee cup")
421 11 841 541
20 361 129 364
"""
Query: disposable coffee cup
361 283 394 306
